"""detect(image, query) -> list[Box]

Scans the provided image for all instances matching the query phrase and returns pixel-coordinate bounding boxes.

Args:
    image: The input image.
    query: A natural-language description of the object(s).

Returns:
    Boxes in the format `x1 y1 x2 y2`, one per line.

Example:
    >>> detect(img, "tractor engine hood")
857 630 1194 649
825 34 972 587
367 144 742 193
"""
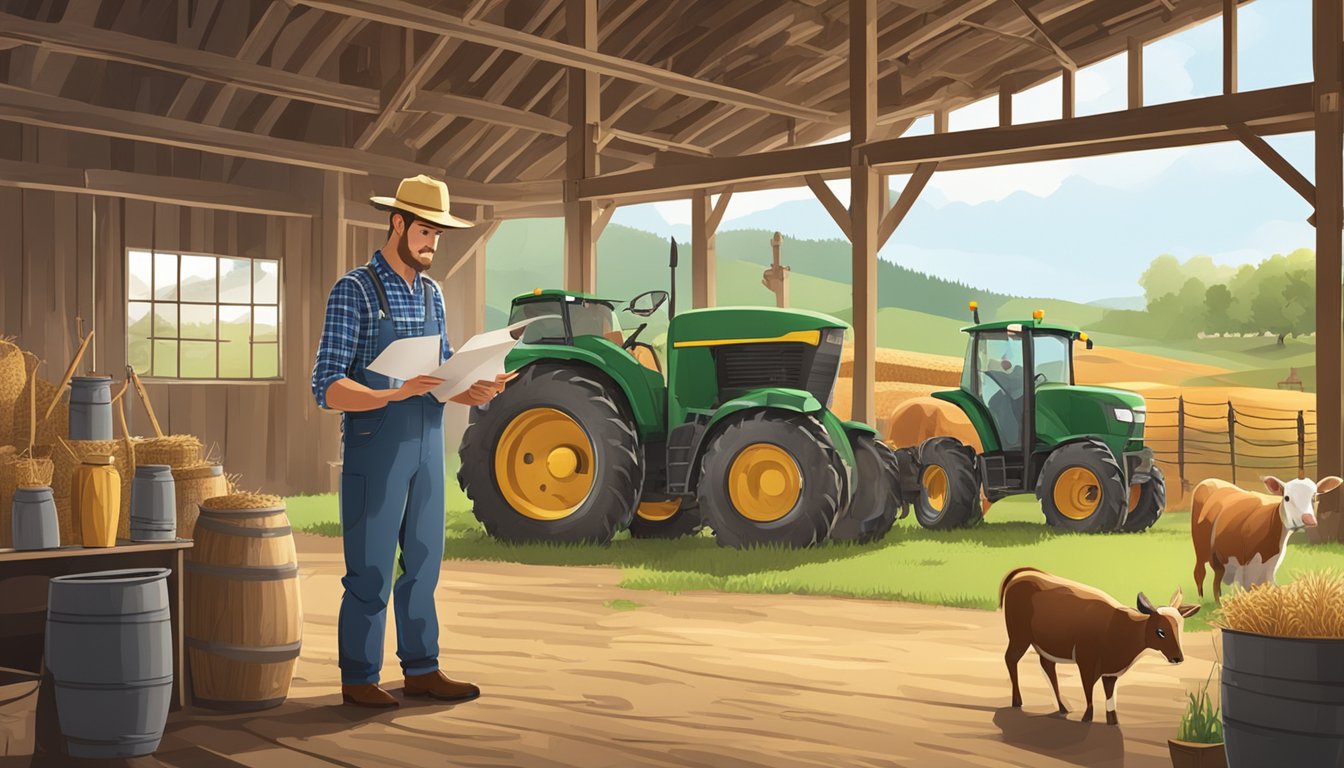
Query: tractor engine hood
1034 383 1148 444
669 307 848 346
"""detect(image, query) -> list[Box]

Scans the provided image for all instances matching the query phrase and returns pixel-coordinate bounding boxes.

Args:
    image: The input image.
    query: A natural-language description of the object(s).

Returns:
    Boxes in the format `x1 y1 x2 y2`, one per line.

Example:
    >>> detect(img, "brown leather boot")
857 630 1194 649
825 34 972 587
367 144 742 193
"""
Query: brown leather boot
403 670 480 702
341 683 399 708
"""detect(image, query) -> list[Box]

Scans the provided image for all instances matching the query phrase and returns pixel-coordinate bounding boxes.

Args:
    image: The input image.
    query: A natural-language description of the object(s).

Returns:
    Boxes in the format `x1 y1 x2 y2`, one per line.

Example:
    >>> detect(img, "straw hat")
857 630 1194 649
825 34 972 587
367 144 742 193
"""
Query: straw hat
370 174 473 229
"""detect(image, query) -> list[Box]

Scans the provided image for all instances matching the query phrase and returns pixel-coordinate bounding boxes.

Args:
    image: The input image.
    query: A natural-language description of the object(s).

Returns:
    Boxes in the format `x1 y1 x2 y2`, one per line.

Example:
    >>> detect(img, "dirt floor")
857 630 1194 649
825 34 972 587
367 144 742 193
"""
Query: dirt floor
43 534 1221 768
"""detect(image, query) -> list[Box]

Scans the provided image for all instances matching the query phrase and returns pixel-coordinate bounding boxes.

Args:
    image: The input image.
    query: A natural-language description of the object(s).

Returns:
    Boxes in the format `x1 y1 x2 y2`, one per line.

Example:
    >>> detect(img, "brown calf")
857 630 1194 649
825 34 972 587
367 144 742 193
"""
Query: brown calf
1191 475 1342 603
1000 567 1199 724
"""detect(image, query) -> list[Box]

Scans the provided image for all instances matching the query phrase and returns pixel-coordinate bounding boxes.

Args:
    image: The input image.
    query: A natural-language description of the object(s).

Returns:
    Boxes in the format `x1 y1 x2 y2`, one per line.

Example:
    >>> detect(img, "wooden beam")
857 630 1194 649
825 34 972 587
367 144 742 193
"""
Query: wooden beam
600 126 714 157
1007 0 1076 71
691 189 714 308
1230 122 1314 205
0 10 377 113
357 36 452 150
406 89 569 136
0 157 316 217
1223 0 1237 94
878 162 936 248
563 0 598 294
1310 0 1344 537
999 83 1014 127
0 83 557 203
706 187 735 233
1062 66 1075 119
887 0 998 59
439 220 502 281
291 0 837 122
804 174 852 240
850 0 878 426
578 84 1314 200
591 202 617 241
1128 37 1143 110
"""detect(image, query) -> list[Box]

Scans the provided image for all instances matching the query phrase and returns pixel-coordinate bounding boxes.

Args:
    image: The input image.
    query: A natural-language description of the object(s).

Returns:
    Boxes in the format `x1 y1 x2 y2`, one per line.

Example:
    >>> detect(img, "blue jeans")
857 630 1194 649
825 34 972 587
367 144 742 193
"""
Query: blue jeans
338 394 445 685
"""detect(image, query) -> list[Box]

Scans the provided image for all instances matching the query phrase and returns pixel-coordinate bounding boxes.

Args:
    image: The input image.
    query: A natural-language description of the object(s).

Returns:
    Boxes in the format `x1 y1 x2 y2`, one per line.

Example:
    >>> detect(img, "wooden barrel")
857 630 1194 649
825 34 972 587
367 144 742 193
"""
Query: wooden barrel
186 501 302 711
171 464 226 539
46 568 172 759
1223 629 1344 767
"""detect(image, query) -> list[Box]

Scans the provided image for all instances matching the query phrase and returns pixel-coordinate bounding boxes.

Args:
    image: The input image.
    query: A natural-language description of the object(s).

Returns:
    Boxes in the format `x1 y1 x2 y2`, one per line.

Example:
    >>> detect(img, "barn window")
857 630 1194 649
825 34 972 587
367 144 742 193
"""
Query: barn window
126 250 281 380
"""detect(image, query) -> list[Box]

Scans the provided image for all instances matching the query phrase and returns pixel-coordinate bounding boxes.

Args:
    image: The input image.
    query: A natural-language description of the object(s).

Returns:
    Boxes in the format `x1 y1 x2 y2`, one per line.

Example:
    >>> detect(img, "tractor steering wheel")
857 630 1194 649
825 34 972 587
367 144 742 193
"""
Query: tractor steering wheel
622 323 648 350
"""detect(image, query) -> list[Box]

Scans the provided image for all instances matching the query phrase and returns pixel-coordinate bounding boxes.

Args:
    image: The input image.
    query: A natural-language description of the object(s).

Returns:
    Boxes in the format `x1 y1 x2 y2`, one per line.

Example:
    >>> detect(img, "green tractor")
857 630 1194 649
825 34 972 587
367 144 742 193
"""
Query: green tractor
458 241 901 548
908 303 1165 534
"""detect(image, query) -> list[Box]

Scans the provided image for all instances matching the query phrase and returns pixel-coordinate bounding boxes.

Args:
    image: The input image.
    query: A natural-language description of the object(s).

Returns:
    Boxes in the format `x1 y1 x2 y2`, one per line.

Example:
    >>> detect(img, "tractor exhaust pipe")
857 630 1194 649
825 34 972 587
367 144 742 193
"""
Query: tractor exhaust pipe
669 237 679 319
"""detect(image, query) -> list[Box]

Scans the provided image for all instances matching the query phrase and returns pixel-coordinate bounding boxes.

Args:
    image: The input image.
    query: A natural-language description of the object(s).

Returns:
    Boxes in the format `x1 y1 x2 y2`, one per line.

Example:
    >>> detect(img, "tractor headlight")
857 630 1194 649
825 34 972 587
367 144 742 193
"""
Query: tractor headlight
1132 407 1146 424
1112 407 1135 423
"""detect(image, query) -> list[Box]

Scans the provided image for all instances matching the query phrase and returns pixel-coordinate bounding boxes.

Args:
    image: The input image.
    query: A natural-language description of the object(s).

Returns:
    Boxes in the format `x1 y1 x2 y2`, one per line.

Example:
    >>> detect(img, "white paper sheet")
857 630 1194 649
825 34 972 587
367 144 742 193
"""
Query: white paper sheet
366 317 552 403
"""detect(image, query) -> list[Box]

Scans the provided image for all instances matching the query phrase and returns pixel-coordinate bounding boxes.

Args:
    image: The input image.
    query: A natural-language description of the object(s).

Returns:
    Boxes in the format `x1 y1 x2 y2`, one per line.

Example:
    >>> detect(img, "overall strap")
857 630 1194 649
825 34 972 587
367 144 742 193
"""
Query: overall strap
363 264 391 319
419 275 434 319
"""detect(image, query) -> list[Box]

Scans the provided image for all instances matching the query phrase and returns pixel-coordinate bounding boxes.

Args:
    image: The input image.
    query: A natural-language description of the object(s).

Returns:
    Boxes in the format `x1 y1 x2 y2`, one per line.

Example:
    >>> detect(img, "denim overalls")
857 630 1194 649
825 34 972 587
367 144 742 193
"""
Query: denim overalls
338 264 446 686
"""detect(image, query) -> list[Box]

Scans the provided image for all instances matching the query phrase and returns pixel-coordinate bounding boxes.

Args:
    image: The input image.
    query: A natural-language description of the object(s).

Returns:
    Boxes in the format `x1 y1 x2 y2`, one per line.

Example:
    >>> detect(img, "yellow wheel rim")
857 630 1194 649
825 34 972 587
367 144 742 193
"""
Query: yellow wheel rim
637 499 681 522
1054 467 1102 520
727 443 802 523
494 407 595 521
923 465 948 513
1128 484 1142 513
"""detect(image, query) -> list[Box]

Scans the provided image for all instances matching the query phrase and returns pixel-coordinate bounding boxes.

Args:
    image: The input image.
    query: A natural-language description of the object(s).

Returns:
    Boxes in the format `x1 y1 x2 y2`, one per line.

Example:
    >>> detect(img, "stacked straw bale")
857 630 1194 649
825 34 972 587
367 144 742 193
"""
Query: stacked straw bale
0 340 24 447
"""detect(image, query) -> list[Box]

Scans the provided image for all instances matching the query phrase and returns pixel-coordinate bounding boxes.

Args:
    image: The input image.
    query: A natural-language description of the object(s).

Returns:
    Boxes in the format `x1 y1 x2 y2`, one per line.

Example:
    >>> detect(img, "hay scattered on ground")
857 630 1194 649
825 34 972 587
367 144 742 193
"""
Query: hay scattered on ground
1217 572 1344 639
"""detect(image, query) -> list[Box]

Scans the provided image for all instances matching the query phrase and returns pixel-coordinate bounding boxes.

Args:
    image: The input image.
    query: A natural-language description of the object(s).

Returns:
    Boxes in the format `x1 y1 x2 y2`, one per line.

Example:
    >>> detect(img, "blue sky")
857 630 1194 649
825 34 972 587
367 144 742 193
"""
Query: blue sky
610 0 1321 303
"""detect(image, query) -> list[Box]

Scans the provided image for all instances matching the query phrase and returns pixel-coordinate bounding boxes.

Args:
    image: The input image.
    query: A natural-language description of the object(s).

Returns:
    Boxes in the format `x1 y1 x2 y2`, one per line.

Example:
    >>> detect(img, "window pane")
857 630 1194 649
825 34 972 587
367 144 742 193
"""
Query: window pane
220 258 251 303
253 260 279 304
220 304 251 378
252 343 279 379
128 251 153 300
180 255 217 303
128 301 152 374
180 304 216 340
253 306 278 342
152 340 178 377
153 304 178 339
181 341 215 379
153 253 178 301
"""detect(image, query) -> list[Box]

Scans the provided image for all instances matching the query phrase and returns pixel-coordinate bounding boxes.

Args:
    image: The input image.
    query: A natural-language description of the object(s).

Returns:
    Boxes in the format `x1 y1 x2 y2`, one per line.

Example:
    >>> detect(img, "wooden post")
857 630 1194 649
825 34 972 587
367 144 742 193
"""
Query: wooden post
999 83 1013 127
1061 67 1075 119
563 0 598 294
1227 401 1237 486
849 0 878 425
1177 395 1186 491
440 220 499 463
1223 0 1237 95
1299 410 1307 479
1311 0 1344 540
1127 37 1143 110
691 189 713 307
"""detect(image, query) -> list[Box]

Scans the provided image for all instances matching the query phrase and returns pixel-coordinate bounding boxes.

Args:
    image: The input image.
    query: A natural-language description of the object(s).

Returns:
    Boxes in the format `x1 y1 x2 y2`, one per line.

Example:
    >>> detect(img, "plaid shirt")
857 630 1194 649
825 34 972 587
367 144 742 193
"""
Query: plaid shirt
311 250 451 409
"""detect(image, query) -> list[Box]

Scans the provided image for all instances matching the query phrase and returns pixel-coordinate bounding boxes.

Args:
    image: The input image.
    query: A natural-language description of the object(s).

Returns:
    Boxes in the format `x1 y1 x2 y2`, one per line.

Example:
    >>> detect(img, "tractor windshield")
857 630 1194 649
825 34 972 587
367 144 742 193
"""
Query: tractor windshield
1033 333 1072 384
509 299 567 343
568 300 623 344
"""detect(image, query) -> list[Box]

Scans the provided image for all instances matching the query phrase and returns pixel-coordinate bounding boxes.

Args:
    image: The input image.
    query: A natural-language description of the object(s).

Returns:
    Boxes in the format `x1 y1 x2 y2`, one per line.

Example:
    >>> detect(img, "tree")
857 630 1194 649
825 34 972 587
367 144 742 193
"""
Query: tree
1139 255 1187 304
1204 283 1234 333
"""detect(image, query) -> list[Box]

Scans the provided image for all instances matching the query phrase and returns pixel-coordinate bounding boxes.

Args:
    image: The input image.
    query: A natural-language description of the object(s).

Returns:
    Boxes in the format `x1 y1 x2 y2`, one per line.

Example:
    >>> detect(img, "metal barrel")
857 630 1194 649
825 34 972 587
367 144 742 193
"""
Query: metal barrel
68 376 114 441
130 465 176 542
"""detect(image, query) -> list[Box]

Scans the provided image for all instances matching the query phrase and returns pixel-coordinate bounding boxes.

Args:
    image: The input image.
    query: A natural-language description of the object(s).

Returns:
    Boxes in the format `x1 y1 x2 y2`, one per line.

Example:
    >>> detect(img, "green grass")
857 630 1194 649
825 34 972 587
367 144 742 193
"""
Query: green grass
287 492 1344 633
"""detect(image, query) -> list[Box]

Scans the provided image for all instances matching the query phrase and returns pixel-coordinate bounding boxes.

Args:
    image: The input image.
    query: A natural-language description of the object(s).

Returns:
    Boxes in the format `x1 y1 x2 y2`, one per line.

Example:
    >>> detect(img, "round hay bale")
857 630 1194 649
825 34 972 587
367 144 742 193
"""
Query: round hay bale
0 340 24 446
132 436 203 470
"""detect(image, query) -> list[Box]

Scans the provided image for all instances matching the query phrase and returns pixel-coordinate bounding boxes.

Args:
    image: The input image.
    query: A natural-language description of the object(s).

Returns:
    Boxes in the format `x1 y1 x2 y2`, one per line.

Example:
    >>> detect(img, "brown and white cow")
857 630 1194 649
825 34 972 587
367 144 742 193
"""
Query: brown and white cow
1191 475 1342 603
1000 567 1199 725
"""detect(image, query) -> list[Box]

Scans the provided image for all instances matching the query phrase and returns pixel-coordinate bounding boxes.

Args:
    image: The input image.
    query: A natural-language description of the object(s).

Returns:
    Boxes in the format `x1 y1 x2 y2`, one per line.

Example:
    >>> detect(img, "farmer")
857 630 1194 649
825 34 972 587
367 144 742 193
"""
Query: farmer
311 174 509 708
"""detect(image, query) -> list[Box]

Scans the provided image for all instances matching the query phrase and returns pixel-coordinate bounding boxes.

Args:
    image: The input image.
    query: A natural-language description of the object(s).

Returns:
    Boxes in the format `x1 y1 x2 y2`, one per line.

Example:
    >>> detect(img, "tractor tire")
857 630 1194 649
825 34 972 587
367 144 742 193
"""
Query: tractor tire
628 498 703 539
830 434 901 544
1120 465 1166 533
697 411 844 549
1037 440 1127 533
914 437 982 530
458 364 642 544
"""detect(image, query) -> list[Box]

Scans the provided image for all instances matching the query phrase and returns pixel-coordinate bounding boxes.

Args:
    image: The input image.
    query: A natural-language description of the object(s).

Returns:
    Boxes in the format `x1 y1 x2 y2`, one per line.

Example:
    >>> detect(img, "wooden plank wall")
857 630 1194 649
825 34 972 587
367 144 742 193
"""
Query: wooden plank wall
0 123 339 496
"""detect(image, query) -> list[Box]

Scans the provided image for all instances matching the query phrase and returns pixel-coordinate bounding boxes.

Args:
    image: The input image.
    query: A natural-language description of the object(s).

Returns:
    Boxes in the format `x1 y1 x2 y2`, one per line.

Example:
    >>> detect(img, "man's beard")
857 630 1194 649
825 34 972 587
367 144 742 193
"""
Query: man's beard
396 236 434 273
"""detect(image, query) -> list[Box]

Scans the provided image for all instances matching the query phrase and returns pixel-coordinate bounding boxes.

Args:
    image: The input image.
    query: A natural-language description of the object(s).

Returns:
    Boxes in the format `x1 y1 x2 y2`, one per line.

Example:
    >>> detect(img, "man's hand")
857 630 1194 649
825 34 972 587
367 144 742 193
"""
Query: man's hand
449 372 517 406
395 375 446 401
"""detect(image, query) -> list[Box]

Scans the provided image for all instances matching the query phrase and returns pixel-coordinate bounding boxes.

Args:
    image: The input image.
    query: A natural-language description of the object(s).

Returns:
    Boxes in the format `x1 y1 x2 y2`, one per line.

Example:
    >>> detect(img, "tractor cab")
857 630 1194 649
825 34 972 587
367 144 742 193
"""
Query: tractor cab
507 288 667 374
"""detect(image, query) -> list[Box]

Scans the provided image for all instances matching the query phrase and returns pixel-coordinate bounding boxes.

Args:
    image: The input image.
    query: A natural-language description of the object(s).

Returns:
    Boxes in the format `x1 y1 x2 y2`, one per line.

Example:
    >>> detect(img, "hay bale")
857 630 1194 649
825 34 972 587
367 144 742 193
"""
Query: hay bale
1218 572 1344 639
202 492 282 511
0 340 24 447
172 463 227 539
13 355 68 450
132 435 203 469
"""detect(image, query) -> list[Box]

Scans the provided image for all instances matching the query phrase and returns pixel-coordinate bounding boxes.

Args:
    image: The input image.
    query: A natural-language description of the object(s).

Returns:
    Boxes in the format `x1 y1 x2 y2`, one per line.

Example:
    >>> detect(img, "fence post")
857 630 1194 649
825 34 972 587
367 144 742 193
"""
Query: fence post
1177 396 1187 492
1298 410 1307 479
1227 401 1238 486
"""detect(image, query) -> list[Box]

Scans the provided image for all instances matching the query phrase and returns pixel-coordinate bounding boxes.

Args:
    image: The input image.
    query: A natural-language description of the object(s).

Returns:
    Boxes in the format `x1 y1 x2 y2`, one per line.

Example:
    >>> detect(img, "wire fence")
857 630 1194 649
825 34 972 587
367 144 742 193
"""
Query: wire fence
1145 395 1317 491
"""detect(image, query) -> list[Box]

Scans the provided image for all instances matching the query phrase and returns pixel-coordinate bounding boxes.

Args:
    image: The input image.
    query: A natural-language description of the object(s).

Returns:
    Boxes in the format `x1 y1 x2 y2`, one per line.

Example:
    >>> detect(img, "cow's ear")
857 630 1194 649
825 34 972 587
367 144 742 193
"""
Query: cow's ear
1317 476 1343 494
1137 592 1156 615
1178 604 1201 618
1263 476 1286 495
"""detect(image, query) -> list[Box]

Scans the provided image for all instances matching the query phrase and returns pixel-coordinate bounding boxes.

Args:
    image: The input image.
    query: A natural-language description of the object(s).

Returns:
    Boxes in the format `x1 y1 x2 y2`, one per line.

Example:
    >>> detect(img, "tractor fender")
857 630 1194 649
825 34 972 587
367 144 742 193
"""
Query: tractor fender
705 388 824 429
1032 437 1119 496
840 419 878 438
